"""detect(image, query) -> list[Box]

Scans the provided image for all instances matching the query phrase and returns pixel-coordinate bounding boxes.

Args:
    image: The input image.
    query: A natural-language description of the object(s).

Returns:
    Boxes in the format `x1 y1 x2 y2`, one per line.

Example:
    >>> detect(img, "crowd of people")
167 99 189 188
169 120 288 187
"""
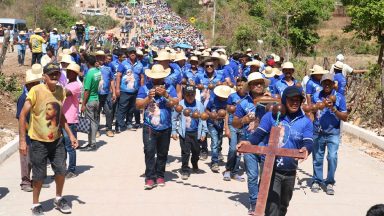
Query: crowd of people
14 1 383 216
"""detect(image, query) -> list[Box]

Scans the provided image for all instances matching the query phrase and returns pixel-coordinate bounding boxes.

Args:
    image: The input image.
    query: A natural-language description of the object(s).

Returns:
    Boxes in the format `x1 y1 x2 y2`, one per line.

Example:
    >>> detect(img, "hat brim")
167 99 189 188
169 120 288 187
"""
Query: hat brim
154 56 170 61
262 71 276 78
145 68 171 79
25 77 42 84
244 77 270 92
213 87 236 99
311 71 328 75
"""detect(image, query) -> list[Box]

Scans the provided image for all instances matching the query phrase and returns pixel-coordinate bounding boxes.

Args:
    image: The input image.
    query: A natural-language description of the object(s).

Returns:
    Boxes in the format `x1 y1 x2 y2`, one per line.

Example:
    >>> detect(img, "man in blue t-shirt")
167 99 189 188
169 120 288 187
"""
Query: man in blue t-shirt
305 65 327 105
273 62 300 97
311 73 348 196
136 64 178 190
115 47 144 131
49 28 61 56
237 86 314 216
96 51 116 137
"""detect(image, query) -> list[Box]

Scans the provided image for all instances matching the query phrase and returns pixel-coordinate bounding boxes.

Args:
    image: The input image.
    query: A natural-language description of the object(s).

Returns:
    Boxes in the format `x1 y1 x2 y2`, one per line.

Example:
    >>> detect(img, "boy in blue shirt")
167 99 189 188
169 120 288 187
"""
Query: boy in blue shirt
311 73 348 195
171 85 207 180
305 65 327 105
237 86 313 216
206 85 233 172
136 64 178 190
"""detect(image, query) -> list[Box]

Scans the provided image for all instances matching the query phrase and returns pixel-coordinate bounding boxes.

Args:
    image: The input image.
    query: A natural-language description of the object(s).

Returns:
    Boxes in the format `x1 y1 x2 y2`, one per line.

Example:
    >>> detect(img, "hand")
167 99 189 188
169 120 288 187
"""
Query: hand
70 136 79 149
324 99 333 108
298 147 308 163
236 140 251 151
112 94 117 103
263 91 271 97
148 89 156 99
200 136 206 142
116 89 120 98
81 104 86 113
155 86 167 96
171 134 178 141
19 140 28 156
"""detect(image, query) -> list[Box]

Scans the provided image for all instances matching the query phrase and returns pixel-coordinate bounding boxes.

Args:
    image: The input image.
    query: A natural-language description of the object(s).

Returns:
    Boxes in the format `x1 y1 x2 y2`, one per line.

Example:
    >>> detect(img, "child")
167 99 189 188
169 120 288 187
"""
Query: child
206 85 234 173
171 85 207 180
16 65 43 192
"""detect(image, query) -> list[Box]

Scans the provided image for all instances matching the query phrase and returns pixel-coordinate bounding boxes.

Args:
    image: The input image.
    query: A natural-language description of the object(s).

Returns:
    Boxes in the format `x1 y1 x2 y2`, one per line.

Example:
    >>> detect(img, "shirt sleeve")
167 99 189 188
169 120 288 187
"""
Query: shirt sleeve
337 94 347 112
83 71 92 91
137 86 147 99
168 86 177 98
306 81 313 95
344 64 353 74
301 119 314 153
234 102 246 118
257 112 273 133
117 63 126 73
66 82 82 96
26 87 37 107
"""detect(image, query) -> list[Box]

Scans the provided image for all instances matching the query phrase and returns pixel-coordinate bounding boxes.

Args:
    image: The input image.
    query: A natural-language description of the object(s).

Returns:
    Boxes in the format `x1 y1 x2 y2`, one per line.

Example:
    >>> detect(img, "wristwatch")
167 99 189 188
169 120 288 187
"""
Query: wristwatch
332 107 337 113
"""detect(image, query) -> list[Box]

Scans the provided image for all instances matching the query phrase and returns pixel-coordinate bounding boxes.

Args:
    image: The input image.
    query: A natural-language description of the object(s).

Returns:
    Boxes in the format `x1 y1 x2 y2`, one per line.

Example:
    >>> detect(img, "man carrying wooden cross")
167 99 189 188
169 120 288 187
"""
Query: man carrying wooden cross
237 86 314 216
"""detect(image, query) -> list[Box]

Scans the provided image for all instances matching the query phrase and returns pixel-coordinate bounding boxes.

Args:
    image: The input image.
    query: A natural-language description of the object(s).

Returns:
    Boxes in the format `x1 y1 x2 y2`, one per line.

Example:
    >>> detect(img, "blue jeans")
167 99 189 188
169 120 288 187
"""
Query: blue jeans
17 49 26 65
225 125 242 175
312 133 340 185
244 153 259 206
63 124 77 173
208 123 223 164
116 92 136 130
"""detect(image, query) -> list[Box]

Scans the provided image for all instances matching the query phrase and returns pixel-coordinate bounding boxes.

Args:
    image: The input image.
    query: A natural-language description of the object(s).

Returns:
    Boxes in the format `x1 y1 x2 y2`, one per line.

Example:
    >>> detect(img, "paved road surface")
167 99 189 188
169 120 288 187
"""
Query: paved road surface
0 124 383 216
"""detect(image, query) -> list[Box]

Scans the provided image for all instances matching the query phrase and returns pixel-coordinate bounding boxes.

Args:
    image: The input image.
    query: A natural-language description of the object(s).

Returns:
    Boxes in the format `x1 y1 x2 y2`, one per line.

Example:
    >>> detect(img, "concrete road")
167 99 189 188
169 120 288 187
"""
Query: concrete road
0 126 383 216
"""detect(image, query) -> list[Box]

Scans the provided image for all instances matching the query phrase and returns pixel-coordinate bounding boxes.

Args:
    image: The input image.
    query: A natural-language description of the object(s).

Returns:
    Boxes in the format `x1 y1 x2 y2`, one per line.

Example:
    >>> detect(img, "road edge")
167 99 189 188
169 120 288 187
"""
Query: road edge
342 122 384 151
0 137 18 165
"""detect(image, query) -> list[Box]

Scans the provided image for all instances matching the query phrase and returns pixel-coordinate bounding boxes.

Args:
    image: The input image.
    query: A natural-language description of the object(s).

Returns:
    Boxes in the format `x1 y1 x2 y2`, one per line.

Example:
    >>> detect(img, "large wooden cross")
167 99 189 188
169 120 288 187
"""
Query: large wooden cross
237 126 306 216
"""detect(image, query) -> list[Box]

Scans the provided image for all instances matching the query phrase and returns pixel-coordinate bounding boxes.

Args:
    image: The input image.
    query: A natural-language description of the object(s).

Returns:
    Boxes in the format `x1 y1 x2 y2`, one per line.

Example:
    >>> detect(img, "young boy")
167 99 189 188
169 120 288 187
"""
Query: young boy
206 85 234 173
16 64 43 192
171 85 208 180
62 63 82 178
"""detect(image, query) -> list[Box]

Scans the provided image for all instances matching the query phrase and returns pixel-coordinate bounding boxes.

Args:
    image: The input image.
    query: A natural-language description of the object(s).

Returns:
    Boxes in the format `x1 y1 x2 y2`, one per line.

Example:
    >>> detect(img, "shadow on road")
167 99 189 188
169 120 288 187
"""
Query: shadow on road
0 187 9 200
41 195 86 212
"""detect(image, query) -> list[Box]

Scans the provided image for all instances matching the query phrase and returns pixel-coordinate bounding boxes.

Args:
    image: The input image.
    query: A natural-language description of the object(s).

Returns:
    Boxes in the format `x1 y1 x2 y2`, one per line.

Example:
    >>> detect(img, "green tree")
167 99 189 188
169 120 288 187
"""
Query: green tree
342 0 384 64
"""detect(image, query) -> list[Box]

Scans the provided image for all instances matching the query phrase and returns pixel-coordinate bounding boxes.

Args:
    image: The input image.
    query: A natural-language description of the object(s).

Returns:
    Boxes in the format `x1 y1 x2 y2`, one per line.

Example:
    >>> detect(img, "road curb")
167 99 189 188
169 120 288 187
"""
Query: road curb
0 137 18 165
342 122 384 151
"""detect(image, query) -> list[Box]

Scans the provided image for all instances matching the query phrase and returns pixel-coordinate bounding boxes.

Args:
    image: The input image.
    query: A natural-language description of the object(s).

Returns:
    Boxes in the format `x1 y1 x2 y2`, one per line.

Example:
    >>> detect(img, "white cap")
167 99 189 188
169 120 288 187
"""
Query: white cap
336 54 344 62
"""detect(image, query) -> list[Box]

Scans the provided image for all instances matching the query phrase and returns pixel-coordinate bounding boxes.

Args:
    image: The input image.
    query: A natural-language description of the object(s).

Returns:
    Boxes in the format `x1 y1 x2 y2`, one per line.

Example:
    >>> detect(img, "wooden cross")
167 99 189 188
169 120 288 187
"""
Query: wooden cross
237 126 306 216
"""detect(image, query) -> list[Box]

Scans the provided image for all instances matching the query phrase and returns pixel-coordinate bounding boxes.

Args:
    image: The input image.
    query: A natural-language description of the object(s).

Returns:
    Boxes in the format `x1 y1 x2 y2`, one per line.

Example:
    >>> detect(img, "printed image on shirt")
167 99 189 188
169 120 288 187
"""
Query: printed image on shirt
146 102 161 126
185 116 192 129
123 70 135 89
45 102 61 140
98 72 105 92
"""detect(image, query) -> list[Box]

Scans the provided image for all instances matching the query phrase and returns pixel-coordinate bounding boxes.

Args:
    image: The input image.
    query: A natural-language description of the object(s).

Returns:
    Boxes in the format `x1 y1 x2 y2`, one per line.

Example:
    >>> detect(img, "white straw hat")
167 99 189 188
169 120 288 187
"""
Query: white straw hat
154 50 170 61
25 64 43 84
145 64 171 79
262 66 275 78
244 72 270 92
213 85 235 99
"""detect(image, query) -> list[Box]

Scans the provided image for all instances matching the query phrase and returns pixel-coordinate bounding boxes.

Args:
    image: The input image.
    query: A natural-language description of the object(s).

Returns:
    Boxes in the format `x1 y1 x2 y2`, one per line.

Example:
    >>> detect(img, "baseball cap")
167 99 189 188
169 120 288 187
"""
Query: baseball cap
43 63 60 75
183 85 196 94
127 47 136 53
281 86 305 105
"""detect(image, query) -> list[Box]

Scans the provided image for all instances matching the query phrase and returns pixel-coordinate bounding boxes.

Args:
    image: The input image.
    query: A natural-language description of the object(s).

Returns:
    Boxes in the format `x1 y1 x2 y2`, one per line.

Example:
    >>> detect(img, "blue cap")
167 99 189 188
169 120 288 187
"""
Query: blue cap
281 86 305 105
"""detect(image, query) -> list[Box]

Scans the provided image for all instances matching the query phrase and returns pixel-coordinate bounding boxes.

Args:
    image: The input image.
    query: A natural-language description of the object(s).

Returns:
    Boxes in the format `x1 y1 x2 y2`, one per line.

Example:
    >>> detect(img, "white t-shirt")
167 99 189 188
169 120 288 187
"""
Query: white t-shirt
330 63 353 77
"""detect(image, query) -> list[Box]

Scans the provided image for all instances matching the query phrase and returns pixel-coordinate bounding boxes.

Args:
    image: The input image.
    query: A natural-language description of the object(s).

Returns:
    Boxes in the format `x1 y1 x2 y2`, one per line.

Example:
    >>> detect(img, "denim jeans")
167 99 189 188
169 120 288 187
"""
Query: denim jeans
208 123 223 164
225 125 242 175
112 96 119 131
143 125 171 180
244 153 259 206
265 170 296 216
85 100 99 146
116 92 136 130
63 124 77 173
17 49 26 65
97 94 113 131
179 131 200 173
312 133 340 185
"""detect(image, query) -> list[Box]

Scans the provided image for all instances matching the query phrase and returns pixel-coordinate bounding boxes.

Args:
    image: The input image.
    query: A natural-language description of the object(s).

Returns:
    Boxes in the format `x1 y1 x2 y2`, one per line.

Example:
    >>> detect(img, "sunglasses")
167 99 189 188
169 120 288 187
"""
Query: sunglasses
249 81 264 86
205 64 214 68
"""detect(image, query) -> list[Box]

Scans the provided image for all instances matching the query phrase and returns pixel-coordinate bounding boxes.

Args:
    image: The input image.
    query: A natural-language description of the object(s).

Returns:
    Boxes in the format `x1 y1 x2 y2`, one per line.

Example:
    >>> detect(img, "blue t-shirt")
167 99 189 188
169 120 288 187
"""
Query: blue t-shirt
49 32 60 45
137 82 177 130
183 68 201 84
196 70 225 88
16 86 31 145
17 35 27 51
165 63 182 87
267 77 278 95
234 95 267 140
227 92 247 125
334 72 346 95
250 111 313 171
305 78 322 96
312 90 347 135
183 100 199 132
118 59 143 93
223 64 235 84
98 65 114 95
206 95 228 127
273 78 299 97
229 59 240 78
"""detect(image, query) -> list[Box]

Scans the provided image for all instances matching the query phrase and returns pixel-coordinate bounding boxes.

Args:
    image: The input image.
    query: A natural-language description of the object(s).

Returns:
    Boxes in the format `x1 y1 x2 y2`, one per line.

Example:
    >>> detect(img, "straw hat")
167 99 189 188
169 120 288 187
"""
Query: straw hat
95 50 106 56
76 21 84 25
154 50 170 61
53 28 58 32
262 66 276 78
19 31 26 35
60 54 74 64
246 48 252 52
61 49 72 56
213 85 235 99
34 28 43 33
334 61 344 70
310 65 328 75
194 51 202 56
169 52 176 61
282 62 294 70
145 64 171 79
89 26 96 31
246 60 261 67
272 68 283 76
165 47 171 51
190 56 199 62
243 72 270 92
211 52 225 65
198 46 205 51
25 64 43 84
66 63 81 75
174 52 187 62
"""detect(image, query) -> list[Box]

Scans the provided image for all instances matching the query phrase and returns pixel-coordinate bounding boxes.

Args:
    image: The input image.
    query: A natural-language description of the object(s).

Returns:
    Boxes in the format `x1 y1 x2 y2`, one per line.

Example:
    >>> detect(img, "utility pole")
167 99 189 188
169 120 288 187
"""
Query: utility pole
211 0 216 43
286 14 292 61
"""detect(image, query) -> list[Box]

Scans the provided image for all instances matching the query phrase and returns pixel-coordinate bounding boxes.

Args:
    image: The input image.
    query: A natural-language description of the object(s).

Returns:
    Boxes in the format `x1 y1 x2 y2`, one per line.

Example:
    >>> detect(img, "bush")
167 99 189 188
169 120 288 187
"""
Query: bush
83 15 119 31
0 73 19 93
37 4 77 31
